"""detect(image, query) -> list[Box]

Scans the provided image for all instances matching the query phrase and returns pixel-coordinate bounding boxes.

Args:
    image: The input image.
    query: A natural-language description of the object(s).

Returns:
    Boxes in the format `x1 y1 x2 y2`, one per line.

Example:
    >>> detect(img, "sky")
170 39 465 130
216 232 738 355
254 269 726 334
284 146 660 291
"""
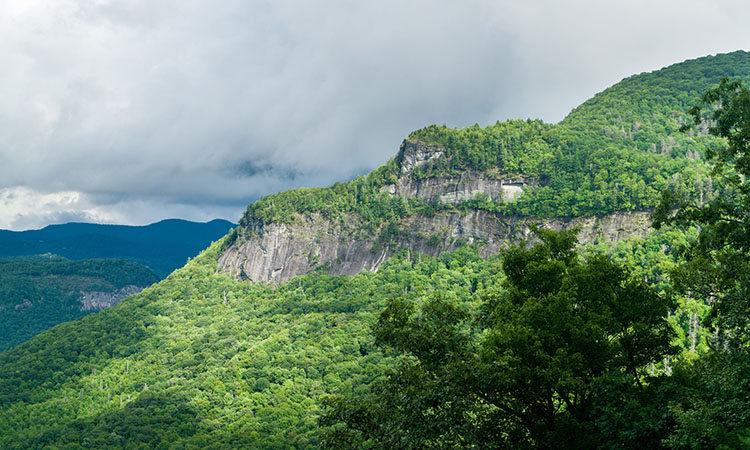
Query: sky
1 0 749 230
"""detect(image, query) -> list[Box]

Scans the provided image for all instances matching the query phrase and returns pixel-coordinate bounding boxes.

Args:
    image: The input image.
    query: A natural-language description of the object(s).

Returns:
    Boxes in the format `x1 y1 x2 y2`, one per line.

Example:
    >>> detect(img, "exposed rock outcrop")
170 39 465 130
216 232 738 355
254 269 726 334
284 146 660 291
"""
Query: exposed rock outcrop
385 170 530 204
79 285 145 311
218 209 652 284
218 139 654 284
397 140 445 174
14 299 33 311
393 140 530 203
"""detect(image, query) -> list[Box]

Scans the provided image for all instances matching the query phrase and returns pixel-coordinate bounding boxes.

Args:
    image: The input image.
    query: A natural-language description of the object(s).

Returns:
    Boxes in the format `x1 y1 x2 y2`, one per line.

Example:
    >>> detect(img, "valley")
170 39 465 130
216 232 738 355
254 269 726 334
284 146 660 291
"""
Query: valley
1 51 749 449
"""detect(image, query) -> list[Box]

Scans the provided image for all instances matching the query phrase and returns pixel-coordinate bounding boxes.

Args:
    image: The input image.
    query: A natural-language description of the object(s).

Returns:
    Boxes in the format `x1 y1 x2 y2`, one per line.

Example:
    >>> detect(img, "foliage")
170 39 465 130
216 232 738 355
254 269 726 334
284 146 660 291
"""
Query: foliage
663 351 750 450
321 229 678 449
655 77 750 346
0 258 159 352
0 239 504 449
238 53 750 230
583 227 713 357
653 76 750 448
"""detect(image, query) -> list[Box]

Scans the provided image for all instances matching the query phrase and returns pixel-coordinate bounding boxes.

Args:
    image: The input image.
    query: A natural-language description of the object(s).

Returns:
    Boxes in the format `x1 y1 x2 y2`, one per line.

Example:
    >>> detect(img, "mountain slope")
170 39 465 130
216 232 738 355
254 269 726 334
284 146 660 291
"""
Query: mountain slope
0 239 508 448
0 51 747 449
562 50 750 142
0 219 235 277
0 219 235 351
218 53 750 283
0 258 160 352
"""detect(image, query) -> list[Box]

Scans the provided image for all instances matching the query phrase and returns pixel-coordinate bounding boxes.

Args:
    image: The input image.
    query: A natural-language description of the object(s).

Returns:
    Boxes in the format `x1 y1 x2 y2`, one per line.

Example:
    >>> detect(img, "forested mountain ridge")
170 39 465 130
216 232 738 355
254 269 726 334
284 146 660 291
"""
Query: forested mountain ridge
218 52 750 284
0 219 235 277
0 258 160 352
0 51 748 449
0 219 235 352
242 51 750 227
562 50 750 143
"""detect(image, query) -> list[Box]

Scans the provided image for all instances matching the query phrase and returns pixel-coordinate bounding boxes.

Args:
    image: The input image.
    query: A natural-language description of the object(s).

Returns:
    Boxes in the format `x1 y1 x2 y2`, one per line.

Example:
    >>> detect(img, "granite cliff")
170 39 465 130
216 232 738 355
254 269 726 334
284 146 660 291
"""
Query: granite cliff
218 140 652 283
78 285 147 311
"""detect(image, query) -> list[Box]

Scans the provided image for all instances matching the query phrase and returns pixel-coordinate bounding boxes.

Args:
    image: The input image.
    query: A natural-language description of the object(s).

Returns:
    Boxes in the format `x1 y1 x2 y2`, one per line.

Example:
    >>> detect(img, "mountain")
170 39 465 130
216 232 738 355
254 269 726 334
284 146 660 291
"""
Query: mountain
0 258 160 352
217 51 750 283
0 219 235 351
0 219 236 277
0 51 747 449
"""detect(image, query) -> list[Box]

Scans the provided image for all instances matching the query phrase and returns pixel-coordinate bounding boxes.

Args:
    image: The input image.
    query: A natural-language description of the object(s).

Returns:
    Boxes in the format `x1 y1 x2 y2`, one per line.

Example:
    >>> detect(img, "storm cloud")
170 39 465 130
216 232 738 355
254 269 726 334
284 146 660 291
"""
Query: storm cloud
1 0 749 229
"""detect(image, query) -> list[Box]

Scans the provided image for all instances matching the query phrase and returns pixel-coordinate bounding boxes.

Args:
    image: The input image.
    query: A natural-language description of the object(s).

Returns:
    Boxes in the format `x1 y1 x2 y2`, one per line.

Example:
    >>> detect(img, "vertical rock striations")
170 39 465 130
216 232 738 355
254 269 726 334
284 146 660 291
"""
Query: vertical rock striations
218 140 653 284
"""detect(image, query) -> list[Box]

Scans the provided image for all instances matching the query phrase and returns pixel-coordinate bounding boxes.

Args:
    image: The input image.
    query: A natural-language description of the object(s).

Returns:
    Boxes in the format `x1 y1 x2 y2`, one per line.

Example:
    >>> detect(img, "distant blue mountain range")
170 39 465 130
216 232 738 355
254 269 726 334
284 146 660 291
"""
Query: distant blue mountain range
0 219 235 277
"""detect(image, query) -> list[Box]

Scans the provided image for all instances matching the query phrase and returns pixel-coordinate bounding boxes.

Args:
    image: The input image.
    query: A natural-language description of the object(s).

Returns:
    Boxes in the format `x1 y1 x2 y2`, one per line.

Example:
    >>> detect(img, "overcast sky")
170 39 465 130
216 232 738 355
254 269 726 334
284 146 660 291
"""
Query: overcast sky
1 0 749 230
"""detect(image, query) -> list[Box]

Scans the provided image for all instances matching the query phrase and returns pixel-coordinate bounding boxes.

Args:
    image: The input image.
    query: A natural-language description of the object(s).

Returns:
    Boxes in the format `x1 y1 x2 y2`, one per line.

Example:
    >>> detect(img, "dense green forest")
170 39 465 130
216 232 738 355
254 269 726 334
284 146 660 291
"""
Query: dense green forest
0 258 160 352
1 51 750 448
321 66 750 449
0 227 704 449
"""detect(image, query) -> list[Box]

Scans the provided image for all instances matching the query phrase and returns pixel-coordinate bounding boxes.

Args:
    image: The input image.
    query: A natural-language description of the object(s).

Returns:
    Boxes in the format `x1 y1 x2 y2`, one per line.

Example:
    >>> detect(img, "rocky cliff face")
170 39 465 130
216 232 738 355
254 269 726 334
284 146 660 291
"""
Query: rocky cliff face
218 140 653 284
79 285 145 311
218 209 651 284
392 140 530 203
386 172 528 204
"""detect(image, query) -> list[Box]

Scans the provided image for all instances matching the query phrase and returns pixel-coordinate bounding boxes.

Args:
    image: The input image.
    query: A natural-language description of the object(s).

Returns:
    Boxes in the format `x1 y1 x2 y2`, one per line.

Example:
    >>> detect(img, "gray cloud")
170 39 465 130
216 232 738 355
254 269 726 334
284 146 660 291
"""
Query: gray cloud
1 0 749 230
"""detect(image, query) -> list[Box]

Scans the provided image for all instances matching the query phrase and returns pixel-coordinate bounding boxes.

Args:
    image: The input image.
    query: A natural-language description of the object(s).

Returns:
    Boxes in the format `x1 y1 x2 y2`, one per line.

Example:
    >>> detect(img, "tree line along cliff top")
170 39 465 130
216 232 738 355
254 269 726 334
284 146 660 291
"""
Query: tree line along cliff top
241 51 750 230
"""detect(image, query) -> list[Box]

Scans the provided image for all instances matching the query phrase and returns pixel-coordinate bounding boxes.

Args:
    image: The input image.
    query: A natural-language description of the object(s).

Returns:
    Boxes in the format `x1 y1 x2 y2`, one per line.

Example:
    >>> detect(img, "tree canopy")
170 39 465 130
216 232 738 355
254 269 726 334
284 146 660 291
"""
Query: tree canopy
656 77 750 346
651 78 750 448
321 229 677 449
5 52 750 449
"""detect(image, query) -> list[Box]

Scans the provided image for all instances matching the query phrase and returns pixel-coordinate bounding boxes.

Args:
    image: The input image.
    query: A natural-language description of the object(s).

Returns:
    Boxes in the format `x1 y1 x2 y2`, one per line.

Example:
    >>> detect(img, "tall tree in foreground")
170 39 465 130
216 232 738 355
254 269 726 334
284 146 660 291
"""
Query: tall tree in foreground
655 78 750 449
656 77 750 346
321 229 677 449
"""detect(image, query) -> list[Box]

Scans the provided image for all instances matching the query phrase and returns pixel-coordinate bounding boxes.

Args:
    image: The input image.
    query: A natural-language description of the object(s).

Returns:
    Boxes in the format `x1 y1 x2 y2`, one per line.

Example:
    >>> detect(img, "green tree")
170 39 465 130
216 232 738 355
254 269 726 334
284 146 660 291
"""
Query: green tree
321 229 677 449
656 77 750 346
654 77 750 448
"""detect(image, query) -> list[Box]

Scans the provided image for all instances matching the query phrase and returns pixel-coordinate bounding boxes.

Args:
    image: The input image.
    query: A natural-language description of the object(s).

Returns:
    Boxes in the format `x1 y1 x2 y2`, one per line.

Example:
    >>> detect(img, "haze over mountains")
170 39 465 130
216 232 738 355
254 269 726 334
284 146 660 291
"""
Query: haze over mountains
0 52 747 448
